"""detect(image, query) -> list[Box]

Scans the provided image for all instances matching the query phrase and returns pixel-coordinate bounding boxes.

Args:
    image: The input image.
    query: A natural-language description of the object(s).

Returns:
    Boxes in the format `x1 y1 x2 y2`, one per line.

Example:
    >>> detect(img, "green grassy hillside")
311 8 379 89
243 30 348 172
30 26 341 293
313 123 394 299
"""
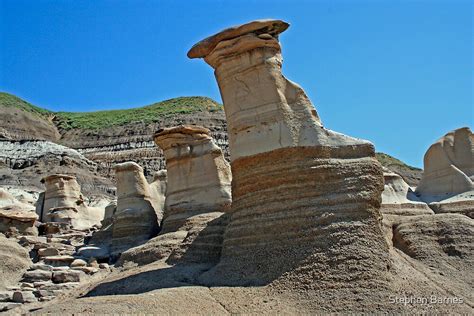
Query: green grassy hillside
376 152 421 171
54 97 222 130
0 92 222 130
0 92 52 117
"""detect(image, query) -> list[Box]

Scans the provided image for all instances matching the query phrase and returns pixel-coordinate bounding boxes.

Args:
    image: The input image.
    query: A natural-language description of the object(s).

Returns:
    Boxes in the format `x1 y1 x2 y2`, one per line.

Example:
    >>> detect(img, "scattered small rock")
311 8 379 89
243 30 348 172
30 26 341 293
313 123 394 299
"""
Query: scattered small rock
22 270 52 282
52 270 82 283
12 291 37 303
70 259 87 267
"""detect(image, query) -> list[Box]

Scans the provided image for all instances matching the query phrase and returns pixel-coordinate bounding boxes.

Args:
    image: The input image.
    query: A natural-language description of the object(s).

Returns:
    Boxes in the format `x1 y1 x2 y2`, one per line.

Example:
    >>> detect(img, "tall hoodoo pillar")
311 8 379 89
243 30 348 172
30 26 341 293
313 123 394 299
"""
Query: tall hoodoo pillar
153 125 232 232
112 162 164 256
188 20 389 288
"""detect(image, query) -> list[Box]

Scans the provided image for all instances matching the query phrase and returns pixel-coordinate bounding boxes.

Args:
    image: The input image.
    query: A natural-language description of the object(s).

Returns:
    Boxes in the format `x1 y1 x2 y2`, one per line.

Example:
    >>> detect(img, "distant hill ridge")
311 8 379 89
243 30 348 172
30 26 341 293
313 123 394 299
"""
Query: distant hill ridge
0 92 222 130
0 92 422 186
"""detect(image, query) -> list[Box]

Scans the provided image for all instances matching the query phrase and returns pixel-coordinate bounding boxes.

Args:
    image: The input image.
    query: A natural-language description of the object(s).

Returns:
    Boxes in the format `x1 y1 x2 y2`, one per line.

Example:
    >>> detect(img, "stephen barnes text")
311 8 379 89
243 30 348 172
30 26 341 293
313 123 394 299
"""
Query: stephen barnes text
389 296 464 306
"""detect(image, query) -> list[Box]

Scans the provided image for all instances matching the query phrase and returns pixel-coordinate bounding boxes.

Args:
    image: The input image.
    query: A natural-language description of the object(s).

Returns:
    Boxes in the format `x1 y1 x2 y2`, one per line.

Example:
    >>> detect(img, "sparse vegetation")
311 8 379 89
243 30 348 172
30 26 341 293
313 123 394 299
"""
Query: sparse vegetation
0 92 52 117
376 152 421 171
0 92 223 130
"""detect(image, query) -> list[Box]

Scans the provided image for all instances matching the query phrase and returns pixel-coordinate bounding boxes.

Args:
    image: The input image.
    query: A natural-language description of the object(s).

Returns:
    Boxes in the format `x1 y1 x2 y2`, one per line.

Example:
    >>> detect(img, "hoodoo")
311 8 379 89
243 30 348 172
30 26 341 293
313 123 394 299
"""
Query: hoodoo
40 174 104 230
111 162 164 256
416 127 473 198
153 125 232 232
118 125 231 266
189 19 390 288
415 127 474 217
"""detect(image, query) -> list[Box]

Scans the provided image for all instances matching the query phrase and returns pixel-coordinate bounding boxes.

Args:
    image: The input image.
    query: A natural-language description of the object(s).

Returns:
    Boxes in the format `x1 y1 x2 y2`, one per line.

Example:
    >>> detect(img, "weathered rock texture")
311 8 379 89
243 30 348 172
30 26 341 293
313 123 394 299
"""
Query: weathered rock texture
189 19 389 288
381 170 433 217
415 127 474 217
416 127 473 199
39 174 104 230
119 126 232 266
154 125 231 231
380 170 433 245
392 214 474 304
0 234 32 291
111 162 165 256
0 140 114 196
0 188 38 236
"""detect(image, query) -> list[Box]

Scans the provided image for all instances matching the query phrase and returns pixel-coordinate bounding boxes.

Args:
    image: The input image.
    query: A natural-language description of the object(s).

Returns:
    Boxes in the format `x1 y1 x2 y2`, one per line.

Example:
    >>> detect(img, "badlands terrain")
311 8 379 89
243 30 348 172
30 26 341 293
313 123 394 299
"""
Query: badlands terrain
0 19 473 314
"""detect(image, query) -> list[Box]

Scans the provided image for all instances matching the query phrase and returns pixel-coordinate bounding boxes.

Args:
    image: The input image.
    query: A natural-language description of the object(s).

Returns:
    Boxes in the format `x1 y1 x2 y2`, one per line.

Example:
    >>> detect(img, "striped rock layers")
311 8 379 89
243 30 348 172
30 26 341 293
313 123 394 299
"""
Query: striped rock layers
380 170 434 245
111 162 165 256
39 174 104 230
189 19 390 287
153 125 232 232
119 125 232 266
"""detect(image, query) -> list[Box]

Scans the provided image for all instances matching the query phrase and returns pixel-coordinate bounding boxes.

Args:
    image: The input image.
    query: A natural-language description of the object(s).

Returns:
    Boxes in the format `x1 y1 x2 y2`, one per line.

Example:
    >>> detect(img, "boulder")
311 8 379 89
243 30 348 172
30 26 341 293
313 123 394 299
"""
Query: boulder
52 270 82 283
110 162 164 256
0 188 38 236
0 207 38 236
12 290 37 303
22 270 52 283
70 259 87 267
43 255 75 267
189 19 390 290
38 247 60 257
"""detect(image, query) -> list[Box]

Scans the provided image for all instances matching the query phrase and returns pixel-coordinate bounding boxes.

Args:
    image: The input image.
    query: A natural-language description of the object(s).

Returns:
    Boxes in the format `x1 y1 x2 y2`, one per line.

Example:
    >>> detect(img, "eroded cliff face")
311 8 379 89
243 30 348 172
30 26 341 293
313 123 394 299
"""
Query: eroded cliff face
0 95 229 197
57 111 229 180
0 140 114 197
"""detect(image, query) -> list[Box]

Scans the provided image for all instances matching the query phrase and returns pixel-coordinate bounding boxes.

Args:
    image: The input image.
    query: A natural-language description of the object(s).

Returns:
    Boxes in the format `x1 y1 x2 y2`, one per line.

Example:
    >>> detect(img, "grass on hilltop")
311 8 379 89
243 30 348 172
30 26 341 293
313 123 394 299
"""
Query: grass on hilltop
375 152 421 171
0 92 52 117
54 97 222 130
0 92 223 130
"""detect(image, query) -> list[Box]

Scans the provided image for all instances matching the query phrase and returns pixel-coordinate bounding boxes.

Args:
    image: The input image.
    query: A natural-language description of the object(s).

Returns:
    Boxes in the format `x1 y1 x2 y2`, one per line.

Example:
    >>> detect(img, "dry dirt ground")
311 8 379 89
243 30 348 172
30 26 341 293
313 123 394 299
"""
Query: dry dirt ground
8 245 472 315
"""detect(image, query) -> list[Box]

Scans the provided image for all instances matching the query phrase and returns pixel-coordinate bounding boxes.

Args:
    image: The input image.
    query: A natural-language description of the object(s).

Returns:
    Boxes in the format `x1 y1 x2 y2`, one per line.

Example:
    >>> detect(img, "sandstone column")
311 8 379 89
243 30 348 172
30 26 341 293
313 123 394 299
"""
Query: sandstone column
188 19 389 288
40 174 104 230
111 162 164 256
153 125 232 232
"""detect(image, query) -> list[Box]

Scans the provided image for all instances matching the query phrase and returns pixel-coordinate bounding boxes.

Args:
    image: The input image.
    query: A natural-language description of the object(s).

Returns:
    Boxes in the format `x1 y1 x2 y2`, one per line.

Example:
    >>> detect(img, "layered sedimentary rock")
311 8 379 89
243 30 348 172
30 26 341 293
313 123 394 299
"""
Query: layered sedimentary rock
415 127 474 217
380 170 433 244
111 162 164 256
59 112 229 181
392 214 474 303
0 140 114 196
154 125 231 231
39 174 105 230
189 20 389 287
119 126 231 266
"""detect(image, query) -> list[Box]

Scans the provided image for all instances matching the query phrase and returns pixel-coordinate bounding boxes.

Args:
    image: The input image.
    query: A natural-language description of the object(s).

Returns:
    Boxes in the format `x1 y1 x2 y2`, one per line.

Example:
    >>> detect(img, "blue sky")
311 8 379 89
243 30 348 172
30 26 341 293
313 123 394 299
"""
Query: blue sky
0 0 472 167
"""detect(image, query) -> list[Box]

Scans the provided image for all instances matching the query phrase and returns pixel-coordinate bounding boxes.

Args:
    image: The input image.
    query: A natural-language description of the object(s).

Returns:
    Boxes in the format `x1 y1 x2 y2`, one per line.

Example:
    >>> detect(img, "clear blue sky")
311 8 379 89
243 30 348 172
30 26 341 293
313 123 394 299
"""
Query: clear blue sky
1 0 472 167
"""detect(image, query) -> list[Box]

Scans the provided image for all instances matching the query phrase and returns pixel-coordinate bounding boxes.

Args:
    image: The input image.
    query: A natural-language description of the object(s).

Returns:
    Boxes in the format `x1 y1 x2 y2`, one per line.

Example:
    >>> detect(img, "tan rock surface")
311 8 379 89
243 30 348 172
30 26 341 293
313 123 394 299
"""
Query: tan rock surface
154 125 231 232
119 126 232 266
416 127 473 200
111 162 164 256
40 174 104 230
189 19 390 291
0 234 32 291
0 188 38 236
